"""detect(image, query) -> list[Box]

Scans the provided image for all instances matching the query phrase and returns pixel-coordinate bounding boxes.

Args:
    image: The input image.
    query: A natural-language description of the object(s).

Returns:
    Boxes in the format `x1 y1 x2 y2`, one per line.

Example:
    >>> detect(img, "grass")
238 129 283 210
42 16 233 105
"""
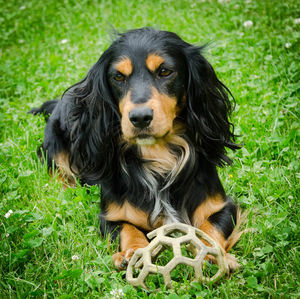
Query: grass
0 0 299 297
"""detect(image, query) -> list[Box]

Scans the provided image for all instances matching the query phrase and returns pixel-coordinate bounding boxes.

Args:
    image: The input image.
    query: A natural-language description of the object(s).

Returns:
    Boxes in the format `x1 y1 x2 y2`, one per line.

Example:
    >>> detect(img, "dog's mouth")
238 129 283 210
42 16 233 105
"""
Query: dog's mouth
132 131 170 146
136 134 156 146
136 136 156 146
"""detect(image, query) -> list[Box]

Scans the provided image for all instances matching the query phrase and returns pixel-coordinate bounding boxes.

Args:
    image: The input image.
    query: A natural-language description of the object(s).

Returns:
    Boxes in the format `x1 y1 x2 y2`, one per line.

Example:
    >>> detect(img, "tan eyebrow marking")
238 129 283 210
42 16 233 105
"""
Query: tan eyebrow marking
146 54 165 72
114 57 133 76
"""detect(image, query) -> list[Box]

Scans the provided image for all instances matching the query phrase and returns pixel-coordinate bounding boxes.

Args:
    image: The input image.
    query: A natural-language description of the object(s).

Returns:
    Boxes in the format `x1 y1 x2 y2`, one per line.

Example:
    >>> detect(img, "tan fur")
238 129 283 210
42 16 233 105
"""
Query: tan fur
141 142 177 175
225 208 249 251
105 201 151 231
120 223 150 251
105 200 166 231
112 223 149 270
118 87 178 143
198 219 226 249
53 152 76 186
192 194 226 229
118 90 131 116
119 91 137 139
192 198 246 270
147 87 178 137
141 127 189 178
146 54 164 72
114 57 133 76
192 197 241 269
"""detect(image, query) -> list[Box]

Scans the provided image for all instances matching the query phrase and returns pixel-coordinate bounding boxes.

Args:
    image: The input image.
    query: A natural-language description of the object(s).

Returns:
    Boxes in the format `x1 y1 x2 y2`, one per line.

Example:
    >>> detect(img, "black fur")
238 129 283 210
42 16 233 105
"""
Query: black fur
30 28 240 244
29 100 59 121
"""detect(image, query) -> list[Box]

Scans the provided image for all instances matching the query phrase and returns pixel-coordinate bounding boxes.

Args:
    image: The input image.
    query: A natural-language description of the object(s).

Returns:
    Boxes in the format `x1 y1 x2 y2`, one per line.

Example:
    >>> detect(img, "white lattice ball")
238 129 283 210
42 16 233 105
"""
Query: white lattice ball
126 223 229 288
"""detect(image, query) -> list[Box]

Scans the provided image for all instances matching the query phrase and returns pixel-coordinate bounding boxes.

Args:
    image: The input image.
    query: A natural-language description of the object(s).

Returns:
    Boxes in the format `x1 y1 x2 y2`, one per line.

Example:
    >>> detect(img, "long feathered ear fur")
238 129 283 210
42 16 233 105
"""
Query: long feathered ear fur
183 45 240 165
65 49 120 184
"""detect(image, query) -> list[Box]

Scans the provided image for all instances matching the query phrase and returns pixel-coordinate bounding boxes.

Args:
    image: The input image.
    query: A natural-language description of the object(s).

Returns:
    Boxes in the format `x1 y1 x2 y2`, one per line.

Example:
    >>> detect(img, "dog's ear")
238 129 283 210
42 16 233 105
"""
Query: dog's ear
183 46 240 165
65 49 120 183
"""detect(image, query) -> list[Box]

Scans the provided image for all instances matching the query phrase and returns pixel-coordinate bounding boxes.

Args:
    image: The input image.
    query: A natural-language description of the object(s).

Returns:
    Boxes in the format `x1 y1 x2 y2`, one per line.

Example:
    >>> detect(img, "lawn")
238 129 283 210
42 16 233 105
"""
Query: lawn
0 0 299 297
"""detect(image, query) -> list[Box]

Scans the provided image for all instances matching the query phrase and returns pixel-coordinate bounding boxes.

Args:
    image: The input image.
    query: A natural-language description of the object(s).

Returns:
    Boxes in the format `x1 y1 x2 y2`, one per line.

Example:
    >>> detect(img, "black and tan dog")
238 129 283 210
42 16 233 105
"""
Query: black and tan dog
30 28 242 270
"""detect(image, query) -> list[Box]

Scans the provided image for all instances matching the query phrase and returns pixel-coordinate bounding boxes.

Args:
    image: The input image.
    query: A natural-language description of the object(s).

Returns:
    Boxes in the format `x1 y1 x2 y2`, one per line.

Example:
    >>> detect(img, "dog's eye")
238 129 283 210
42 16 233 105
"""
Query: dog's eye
158 68 173 77
114 73 126 82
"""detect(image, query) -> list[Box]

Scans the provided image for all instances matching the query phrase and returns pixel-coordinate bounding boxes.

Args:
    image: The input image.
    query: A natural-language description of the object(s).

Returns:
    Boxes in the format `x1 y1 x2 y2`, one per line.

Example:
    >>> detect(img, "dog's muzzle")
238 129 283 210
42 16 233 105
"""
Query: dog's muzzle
129 107 153 129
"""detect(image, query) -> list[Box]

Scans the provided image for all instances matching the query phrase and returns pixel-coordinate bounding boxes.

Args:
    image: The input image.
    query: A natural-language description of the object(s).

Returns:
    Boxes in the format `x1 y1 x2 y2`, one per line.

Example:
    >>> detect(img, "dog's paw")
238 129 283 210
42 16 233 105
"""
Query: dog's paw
204 254 217 264
225 253 240 271
205 253 240 272
112 248 135 270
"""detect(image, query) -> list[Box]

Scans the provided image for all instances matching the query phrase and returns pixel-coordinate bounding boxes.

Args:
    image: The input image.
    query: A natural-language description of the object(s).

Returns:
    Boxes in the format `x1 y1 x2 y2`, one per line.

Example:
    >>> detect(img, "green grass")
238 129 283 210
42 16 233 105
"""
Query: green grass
0 0 299 297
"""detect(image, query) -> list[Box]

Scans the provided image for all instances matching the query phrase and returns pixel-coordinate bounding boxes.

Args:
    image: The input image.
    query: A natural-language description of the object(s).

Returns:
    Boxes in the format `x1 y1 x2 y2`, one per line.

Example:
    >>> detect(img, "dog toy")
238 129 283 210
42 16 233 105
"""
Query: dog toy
126 222 229 288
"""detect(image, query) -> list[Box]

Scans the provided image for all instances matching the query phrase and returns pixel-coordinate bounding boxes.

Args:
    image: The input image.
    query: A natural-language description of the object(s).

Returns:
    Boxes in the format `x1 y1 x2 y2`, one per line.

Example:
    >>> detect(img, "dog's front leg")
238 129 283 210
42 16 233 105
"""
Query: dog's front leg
112 223 149 270
192 194 240 270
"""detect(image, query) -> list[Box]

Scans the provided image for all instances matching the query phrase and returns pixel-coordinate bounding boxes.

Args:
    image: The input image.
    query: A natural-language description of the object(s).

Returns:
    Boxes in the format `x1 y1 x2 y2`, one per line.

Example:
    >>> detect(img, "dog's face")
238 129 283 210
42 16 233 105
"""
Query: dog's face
107 31 187 146
70 28 238 170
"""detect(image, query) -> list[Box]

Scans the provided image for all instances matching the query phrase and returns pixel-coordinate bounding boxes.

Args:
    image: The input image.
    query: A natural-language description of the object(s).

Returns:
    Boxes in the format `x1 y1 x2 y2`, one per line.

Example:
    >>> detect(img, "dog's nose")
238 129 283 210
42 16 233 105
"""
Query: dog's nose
129 107 153 128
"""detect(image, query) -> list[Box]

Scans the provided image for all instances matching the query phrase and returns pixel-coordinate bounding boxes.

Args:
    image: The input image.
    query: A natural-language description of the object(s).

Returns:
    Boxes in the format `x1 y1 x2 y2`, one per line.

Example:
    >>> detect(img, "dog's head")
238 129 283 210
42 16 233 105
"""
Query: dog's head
107 29 187 146
69 28 239 178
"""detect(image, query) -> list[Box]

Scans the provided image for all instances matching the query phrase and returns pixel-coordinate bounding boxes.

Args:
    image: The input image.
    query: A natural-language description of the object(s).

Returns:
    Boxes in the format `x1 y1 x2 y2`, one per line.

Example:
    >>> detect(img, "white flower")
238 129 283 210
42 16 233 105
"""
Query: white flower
60 39 68 44
71 255 79 261
110 289 124 298
4 210 13 218
294 18 300 25
265 54 272 61
218 0 229 3
20 5 26 10
285 42 292 49
243 20 253 28
6 233 10 238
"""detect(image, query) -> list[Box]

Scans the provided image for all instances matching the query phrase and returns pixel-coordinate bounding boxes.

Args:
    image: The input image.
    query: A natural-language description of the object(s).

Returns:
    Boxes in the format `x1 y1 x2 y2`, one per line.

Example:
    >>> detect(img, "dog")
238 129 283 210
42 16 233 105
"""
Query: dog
30 27 242 270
